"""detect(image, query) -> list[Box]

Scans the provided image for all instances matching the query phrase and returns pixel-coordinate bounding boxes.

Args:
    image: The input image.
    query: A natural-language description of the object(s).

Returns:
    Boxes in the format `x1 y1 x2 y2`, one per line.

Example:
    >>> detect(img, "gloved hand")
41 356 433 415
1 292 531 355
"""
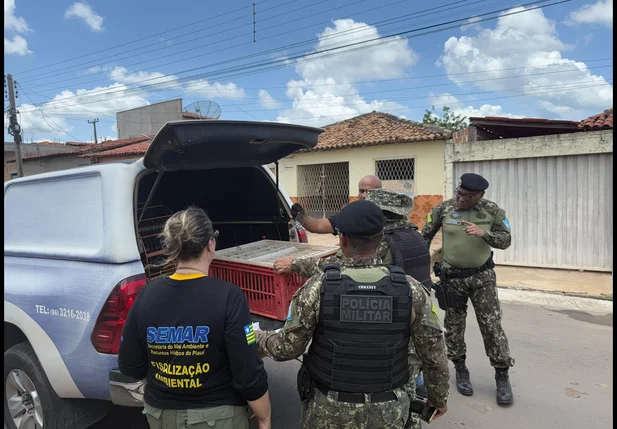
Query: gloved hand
290 203 305 219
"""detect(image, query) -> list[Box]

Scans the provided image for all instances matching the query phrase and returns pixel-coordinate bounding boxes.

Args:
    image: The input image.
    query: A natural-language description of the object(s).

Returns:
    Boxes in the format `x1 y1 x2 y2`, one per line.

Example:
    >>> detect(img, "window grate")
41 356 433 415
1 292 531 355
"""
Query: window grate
375 158 415 196
297 162 349 218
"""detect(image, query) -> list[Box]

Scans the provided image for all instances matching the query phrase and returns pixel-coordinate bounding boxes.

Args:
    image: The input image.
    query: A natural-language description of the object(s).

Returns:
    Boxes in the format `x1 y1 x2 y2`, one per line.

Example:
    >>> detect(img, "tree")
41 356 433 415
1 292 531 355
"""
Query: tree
422 105 468 131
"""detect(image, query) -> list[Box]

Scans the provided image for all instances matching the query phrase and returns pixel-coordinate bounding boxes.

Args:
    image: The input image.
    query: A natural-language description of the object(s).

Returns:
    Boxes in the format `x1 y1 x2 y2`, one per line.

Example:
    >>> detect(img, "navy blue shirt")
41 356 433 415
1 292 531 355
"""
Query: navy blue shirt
118 274 268 409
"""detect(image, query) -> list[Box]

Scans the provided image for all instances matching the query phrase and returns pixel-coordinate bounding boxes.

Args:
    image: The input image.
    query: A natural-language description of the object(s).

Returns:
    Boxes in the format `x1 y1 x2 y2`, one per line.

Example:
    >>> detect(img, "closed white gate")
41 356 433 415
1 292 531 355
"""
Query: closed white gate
453 153 613 271
297 162 350 219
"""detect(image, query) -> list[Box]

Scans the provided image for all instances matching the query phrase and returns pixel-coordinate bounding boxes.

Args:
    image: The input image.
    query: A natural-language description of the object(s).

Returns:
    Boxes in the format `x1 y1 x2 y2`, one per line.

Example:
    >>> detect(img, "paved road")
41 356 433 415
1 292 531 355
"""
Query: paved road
86 300 613 428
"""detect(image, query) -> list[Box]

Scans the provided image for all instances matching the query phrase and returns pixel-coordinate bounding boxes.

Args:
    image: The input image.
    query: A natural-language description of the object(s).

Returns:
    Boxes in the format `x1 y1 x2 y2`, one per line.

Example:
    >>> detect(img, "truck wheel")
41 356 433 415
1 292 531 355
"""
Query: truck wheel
4 342 90 429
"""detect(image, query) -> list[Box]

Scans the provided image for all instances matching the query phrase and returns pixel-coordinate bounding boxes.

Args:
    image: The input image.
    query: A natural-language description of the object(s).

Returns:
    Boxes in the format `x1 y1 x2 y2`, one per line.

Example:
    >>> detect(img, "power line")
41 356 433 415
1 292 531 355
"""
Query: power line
45 81 612 145
12 0 276 77
18 0 332 85
23 64 613 116
223 81 614 113
23 0 488 90
43 81 613 122
19 0 538 97
224 81 614 119
16 83 84 142
17 0 576 113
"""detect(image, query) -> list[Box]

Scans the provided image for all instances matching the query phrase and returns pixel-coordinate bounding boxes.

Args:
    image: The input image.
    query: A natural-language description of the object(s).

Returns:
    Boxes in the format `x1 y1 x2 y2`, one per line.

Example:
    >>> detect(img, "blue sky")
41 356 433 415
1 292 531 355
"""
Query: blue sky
4 0 613 143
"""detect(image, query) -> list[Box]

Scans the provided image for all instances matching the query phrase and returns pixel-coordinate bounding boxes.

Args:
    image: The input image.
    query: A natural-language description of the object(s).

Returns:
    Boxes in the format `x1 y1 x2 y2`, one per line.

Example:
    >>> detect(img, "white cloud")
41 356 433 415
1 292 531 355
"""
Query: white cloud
4 0 28 32
258 89 281 109
296 19 416 83
276 19 416 126
438 6 613 119
10 83 149 140
4 34 30 55
460 16 482 32
567 0 612 27
64 1 105 33
108 66 182 90
4 0 31 55
184 80 246 99
427 92 524 121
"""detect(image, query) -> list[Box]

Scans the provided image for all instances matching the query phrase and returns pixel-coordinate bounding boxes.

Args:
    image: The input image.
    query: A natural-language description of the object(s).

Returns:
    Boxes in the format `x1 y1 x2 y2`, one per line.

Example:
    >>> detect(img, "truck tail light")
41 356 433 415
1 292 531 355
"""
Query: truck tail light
91 274 147 354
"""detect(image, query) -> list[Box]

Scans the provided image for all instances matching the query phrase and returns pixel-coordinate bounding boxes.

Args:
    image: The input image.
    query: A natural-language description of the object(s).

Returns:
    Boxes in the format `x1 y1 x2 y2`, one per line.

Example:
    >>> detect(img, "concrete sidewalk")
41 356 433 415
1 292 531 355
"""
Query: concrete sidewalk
305 232 613 301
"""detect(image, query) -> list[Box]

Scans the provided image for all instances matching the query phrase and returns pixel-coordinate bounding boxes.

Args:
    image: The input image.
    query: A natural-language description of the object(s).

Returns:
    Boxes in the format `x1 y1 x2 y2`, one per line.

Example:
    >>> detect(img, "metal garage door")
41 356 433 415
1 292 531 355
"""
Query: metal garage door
453 153 613 272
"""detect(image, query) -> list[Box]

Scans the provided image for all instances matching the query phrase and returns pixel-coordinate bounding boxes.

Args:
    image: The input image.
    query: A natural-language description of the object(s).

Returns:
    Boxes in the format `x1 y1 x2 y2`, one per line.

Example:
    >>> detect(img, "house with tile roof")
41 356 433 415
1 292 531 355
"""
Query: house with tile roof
445 108 613 273
71 111 450 227
271 111 452 227
579 108 613 130
4 136 151 181
3 141 78 182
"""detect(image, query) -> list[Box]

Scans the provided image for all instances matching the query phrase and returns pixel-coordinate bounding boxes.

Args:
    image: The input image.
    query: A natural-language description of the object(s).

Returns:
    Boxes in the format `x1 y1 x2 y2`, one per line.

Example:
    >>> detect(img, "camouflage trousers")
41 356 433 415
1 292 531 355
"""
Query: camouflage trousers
301 386 410 429
443 268 515 368
404 364 421 429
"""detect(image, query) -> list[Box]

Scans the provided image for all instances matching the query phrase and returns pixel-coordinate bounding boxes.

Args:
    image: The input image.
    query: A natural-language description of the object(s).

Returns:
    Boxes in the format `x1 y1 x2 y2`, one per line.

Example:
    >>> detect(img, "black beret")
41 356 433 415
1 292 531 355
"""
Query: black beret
336 200 385 237
459 173 489 192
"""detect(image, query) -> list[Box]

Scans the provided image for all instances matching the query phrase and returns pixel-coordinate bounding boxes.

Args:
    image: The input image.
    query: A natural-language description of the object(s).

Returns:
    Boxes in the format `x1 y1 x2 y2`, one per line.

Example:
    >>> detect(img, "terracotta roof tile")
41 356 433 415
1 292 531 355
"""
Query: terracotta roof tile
181 112 216 120
308 111 451 152
65 141 94 146
7 136 152 163
80 140 150 158
579 108 613 130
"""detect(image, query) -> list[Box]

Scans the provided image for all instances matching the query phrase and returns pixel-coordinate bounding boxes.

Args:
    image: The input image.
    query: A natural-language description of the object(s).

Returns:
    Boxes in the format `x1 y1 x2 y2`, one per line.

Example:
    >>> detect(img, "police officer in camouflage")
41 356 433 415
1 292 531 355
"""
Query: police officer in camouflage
277 189 432 291
258 200 449 428
274 189 433 429
421 173 514 405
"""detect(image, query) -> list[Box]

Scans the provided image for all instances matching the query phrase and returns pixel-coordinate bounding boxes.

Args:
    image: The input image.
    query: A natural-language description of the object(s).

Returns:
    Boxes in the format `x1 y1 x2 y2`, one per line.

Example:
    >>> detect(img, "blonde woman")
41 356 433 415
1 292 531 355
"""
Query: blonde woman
118 207 271 429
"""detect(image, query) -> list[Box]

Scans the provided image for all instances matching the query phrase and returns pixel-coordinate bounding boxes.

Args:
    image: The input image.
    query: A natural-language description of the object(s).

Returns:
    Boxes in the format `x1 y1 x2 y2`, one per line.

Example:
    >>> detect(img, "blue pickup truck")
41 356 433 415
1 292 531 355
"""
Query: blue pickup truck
4 120 322 429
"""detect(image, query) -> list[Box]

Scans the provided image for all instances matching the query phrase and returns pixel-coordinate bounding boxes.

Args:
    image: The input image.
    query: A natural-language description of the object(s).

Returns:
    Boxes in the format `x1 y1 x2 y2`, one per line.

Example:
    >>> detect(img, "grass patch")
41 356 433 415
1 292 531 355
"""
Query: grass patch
600 293 613 301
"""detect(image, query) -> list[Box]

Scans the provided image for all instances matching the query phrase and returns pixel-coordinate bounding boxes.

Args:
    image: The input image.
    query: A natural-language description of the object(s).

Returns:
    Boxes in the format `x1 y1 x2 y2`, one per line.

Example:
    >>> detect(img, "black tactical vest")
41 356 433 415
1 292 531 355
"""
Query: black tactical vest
304 264 412 394
384 226 433 291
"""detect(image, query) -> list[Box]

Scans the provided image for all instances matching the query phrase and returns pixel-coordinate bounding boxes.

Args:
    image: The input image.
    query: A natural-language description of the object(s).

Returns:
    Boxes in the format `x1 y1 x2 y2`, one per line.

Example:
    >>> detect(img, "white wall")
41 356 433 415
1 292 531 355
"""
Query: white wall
271 140 446 198
445 130 613 198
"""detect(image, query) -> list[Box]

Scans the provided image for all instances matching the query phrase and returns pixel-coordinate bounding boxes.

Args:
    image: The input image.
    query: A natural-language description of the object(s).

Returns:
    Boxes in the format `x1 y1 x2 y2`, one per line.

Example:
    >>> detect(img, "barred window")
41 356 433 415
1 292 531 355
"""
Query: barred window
375 158 415 195
297 162 349 219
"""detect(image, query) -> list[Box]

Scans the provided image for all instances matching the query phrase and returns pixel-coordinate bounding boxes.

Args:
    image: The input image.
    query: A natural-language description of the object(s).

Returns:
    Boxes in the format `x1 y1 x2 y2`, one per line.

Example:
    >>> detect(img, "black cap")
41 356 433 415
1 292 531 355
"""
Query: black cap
336 200 385 237
459 173 489 192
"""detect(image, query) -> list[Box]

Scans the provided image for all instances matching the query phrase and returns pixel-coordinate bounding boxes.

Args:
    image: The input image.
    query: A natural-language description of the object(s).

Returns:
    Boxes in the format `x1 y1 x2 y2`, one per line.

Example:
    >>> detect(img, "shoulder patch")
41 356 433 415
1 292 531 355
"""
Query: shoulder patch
503 218 511 230
244 324 256 345
431 304 439 318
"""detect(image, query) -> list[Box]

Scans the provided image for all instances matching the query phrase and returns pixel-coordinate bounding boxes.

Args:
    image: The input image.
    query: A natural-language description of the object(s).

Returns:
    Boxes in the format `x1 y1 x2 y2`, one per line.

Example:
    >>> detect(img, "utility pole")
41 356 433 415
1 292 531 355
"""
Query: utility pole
88 118 99 144
5 74 24 178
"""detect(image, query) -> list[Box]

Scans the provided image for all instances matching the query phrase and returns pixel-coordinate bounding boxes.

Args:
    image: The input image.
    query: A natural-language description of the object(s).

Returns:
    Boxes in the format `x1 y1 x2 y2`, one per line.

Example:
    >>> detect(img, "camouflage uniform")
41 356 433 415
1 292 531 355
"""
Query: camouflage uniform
421 198 514 369
257 257 449 429
291 188 419 279
289 190 428 428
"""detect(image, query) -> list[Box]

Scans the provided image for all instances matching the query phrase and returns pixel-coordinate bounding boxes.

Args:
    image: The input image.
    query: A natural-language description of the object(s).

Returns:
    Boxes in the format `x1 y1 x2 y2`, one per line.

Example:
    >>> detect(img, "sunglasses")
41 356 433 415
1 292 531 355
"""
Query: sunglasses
455 188 480 200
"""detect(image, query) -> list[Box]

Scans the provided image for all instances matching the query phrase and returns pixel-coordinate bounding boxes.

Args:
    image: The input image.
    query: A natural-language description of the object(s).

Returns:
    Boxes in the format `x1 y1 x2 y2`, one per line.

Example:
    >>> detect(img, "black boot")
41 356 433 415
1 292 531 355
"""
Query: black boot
495 368 514 405
452 358 473 396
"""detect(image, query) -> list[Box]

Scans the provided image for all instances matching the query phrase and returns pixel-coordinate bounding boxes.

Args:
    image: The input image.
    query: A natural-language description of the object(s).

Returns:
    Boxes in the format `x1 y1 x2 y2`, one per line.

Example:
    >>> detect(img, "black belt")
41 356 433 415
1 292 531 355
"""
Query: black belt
315 384 397 404
441 253 495 280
